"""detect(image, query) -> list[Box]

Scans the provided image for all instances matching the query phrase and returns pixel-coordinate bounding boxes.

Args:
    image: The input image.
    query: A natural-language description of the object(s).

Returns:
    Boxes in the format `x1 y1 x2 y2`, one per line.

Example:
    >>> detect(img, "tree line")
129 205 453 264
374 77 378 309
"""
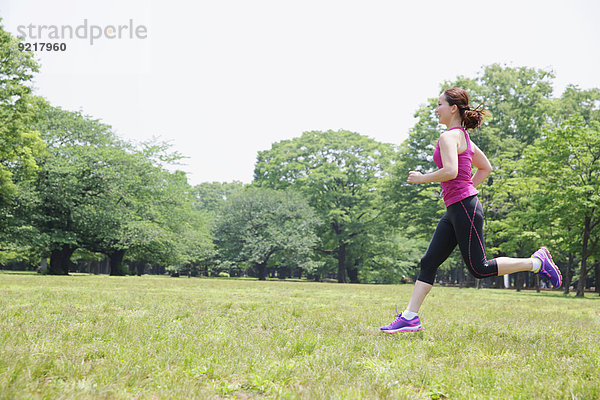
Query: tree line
1 23 598 296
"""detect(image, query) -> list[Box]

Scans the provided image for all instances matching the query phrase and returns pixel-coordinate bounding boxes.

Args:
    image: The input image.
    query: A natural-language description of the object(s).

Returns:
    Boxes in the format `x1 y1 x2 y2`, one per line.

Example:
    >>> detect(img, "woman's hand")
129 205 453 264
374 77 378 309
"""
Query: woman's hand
407 171 425 184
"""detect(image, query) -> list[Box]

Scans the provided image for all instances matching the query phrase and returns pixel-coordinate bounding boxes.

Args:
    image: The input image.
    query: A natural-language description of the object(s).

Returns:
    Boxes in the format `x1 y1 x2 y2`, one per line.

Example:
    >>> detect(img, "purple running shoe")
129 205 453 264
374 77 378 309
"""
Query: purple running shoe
380 312 422 333
532 247 562 288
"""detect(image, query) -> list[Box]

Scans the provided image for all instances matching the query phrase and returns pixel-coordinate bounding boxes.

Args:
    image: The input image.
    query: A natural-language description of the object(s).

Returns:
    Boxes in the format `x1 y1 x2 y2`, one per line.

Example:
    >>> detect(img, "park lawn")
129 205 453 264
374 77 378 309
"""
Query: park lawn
0 273 599 399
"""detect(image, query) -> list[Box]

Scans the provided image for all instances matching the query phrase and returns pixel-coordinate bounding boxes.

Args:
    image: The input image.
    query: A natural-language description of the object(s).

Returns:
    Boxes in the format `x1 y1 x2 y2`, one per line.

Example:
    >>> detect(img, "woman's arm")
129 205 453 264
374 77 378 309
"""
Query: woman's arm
471 142 492 187
407 131 458 184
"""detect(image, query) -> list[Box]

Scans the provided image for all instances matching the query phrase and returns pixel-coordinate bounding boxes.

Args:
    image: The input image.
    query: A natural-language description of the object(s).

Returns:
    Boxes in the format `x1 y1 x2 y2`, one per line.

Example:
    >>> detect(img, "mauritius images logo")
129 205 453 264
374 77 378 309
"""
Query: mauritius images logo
16 19 148 45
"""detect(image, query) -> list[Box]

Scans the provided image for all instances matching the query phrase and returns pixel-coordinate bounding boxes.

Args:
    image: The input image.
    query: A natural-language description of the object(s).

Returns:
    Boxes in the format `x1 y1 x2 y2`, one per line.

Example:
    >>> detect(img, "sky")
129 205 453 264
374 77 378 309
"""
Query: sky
1 0 599 185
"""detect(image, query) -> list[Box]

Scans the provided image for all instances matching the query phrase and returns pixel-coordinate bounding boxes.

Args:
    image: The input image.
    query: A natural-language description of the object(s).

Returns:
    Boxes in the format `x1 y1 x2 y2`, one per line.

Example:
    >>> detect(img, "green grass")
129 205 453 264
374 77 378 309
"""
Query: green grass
1 274 599 399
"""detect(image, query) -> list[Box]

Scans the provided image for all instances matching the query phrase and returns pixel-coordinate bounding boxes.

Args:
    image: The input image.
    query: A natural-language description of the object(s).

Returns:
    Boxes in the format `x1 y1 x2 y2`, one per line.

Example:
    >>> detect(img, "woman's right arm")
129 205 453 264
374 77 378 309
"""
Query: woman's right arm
471 142 492 187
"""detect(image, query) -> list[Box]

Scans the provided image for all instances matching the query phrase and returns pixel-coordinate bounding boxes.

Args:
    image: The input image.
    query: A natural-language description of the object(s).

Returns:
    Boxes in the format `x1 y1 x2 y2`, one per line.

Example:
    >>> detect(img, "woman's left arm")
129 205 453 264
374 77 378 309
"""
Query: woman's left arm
408 131 458 184
471 142 493 187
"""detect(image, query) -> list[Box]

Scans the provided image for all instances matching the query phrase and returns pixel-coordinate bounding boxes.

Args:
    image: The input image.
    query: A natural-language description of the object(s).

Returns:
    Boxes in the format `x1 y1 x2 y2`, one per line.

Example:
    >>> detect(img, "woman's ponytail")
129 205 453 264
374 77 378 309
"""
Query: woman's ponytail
461 105 488 129
443 88 489 130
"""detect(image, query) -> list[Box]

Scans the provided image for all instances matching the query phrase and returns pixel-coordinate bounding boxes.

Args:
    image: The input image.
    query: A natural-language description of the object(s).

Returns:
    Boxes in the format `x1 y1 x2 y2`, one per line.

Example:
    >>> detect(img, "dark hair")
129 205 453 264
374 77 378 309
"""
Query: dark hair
443 88 489 129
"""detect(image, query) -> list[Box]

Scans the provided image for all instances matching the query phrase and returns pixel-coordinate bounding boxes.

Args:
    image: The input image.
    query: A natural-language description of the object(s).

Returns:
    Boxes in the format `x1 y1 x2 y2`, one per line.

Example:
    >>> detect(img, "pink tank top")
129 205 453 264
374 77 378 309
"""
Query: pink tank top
433 126 479 207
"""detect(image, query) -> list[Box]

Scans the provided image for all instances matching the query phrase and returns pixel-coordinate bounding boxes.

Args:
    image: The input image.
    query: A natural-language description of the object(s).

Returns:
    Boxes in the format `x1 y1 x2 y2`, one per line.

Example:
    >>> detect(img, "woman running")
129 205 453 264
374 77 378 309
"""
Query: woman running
380 88 562 333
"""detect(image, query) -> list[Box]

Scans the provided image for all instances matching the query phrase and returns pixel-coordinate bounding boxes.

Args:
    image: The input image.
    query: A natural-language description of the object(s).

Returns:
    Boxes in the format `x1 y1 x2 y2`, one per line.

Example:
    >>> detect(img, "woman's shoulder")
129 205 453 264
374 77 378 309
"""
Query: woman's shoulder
442 126 466 135
439 129 462 142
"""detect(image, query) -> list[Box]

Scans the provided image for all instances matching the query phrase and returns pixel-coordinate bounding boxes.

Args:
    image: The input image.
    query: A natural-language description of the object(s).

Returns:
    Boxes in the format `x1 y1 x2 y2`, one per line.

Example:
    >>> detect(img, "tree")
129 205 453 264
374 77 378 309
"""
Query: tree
125 168 213 276
213 187 321 280
358 231 428 284
470 64 554 157
0 22 45 201
521 116 600 296
552 85 600 125
192 181 245 213
0 23 46 260
254 130 396 282
26 104 120 274
485 159 556 289
25 104 210 275
490 85 600 293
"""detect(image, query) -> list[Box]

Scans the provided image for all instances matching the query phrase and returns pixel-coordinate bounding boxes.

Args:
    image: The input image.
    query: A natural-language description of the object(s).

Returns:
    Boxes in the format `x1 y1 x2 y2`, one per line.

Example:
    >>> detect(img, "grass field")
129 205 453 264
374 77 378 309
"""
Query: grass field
1 273 599 399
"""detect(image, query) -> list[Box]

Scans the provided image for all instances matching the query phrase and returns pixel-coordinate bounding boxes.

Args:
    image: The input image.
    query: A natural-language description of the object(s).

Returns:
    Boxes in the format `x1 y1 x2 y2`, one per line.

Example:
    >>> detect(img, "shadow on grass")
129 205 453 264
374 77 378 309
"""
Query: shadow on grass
488 288 600 301
0 270 38 275
380 330 426 341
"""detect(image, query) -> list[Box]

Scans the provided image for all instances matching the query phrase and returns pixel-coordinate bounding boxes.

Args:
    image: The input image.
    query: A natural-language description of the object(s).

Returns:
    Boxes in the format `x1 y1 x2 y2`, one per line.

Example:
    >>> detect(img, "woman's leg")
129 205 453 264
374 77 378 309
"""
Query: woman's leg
450 196 499 279
409 213 457 312
381 214 458 332
496 257 534 275
451 196 535 278
406 280 433 313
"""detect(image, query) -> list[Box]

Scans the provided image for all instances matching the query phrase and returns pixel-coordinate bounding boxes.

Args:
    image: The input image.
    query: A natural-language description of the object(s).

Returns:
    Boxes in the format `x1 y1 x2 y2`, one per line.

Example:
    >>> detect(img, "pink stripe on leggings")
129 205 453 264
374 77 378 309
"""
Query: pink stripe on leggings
459 197 495 277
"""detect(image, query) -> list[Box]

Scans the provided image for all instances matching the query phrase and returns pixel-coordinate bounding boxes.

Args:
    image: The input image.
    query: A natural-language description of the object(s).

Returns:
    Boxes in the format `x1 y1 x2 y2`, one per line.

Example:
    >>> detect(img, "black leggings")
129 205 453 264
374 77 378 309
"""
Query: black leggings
417 195 498 285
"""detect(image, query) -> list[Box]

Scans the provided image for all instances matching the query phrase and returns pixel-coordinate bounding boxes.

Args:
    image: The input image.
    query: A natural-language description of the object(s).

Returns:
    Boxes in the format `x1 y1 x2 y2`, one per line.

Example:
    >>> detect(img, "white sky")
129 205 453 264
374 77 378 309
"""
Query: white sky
1 0 599 185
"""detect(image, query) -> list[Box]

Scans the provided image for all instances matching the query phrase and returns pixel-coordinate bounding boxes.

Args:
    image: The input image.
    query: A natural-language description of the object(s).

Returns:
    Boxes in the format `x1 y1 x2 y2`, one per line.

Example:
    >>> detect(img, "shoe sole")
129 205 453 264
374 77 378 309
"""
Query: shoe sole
381 326 422 333
540 247 562 288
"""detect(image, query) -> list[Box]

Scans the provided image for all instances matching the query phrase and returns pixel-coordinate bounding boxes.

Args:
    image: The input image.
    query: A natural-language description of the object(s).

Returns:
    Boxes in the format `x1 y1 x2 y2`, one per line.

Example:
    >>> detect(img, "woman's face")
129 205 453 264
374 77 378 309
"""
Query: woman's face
435 94 455 126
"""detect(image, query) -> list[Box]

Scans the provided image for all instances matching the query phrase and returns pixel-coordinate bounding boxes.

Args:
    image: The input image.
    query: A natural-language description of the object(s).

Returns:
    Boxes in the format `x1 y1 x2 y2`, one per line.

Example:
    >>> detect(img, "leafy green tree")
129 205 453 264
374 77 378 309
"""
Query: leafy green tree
0 23 214 275
254 130 396 282
0 22 45 201
24 105 210 275
552 85 600 125
520 116 600 296
126 169 213 276
485 159 553 290
488 85 600 291
192 181 245 213
25 104 119 274
550 85 600 293
213 187 321 280
0 24 46 261
184 181 245 276
358 232 427 284
69 144 212 275
469 64 554 157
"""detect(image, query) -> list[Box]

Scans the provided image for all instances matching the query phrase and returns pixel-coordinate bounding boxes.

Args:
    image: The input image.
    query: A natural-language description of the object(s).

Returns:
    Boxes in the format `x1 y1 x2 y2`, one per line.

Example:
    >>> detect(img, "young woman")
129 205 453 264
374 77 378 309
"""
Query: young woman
380 88 562 333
